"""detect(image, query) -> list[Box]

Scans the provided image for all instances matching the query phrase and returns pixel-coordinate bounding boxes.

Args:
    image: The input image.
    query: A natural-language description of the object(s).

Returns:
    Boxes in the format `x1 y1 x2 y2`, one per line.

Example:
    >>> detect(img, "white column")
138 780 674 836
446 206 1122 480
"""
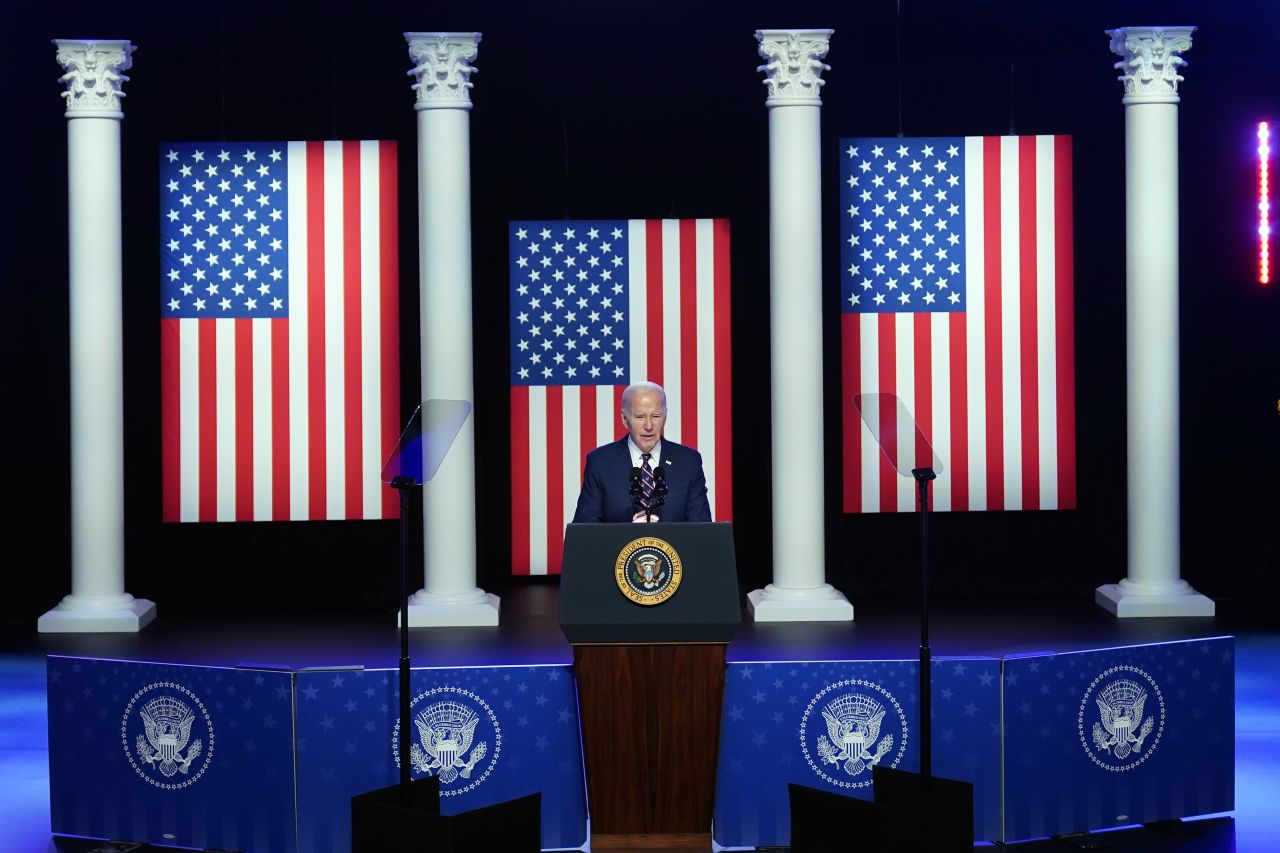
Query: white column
1096 26 1213 618
40 40 155 633
402 32 499 627
747 30 853 622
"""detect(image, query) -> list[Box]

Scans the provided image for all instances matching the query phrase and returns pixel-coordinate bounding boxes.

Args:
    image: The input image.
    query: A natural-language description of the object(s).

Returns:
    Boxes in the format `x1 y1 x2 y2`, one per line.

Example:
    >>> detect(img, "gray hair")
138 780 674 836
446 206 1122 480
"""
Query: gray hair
621 381 667 414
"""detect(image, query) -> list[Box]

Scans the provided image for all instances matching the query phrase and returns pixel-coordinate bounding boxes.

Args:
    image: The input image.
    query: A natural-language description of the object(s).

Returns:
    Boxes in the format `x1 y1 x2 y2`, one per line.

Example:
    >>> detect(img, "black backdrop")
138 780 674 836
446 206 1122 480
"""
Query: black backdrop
5 0 1279 622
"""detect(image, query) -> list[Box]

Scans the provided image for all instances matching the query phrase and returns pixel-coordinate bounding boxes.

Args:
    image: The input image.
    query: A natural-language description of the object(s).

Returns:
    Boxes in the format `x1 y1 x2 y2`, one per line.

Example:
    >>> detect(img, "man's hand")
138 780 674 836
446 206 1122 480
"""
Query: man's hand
631 510 655 523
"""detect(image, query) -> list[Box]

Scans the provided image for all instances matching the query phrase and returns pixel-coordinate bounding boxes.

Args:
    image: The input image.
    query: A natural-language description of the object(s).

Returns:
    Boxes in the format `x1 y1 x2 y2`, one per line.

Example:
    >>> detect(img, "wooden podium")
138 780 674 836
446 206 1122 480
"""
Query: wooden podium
561 523 740 849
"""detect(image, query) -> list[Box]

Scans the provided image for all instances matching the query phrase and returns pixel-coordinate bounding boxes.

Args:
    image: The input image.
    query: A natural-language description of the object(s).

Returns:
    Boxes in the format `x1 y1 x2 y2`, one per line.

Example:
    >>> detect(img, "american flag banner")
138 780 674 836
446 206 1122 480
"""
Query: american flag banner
840 136 1076 512
509 219 732 574
160 141 400 522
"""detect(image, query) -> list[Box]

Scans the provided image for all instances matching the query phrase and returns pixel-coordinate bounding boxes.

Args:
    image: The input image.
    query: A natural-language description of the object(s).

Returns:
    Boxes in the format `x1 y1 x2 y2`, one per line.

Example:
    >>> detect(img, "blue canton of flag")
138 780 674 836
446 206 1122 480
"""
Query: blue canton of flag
841 138 966 314
160 143 289 318
509 221 630 385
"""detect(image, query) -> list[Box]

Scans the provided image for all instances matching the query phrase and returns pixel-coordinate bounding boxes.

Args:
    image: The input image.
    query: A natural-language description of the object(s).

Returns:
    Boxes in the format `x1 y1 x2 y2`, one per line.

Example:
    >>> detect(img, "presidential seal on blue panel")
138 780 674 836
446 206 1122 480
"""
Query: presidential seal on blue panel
615 536 683 605
1078 665 1166 772
800 679 909 789
392 687 502 796
121 681 215 790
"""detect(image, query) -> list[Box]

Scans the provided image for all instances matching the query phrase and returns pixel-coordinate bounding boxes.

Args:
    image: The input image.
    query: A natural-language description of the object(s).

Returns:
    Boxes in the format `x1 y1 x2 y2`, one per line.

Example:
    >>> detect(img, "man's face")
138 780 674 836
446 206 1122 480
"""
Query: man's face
622 390 665 454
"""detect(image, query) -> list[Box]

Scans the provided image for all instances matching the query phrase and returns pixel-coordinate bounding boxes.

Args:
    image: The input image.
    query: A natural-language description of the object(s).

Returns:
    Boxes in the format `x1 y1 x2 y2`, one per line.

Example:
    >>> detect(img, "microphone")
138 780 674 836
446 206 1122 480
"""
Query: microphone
652 465 668 508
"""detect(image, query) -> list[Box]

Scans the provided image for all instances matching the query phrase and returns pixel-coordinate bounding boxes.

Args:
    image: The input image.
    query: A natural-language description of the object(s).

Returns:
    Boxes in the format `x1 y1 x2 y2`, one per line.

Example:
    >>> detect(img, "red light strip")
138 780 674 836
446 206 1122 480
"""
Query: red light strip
1261 121 1272 285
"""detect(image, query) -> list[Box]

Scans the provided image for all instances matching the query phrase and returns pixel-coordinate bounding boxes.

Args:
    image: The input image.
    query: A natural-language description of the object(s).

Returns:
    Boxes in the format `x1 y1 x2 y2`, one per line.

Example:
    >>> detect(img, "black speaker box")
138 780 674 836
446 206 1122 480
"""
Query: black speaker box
788 782 887 852
351 780 541 852
351 776 439 850
872 766 974 853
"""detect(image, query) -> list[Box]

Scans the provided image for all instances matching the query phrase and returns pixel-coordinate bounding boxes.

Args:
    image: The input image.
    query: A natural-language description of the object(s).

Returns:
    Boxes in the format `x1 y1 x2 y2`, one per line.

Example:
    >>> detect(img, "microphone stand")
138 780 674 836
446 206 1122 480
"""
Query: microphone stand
630 463 667 523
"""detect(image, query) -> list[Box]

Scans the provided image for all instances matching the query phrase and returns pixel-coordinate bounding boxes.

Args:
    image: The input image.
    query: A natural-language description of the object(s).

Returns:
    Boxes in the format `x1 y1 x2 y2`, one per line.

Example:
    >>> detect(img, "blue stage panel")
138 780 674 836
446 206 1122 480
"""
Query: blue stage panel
1001 637 1235 841
293 664 587 851
711 658 1001 847
930 656 1003 840
47 657 296 852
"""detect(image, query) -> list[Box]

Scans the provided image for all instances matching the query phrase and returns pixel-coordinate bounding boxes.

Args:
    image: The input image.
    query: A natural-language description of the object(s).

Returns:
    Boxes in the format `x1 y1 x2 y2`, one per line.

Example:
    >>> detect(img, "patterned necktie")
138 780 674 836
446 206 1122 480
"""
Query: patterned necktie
640 452 656 513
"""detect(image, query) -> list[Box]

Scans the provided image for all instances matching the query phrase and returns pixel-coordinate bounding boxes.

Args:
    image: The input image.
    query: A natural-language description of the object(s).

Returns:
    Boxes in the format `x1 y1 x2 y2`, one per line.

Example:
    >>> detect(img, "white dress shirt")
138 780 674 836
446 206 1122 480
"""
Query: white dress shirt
626 437 662 470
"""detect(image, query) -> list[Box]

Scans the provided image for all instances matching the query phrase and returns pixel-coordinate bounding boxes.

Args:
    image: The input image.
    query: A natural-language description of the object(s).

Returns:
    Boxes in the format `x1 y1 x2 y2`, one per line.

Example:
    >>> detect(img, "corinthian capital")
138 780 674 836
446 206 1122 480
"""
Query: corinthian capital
755 29 833 107
405 32 481 111
1107 26 1195 105
54 39 134 118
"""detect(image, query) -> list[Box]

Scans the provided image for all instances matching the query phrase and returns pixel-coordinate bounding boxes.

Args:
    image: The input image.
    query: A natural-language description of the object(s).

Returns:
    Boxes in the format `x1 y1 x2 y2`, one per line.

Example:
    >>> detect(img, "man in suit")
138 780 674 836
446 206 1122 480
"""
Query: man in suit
572 381 712 524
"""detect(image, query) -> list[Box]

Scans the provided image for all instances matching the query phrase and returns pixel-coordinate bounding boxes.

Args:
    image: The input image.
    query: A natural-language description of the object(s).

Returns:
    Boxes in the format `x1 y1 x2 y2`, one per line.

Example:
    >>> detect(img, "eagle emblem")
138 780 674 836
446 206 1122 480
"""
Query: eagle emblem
800 678 908 789
393 686 502 795
632 554 665 590
410 700 489 785
135 695 203 777
121 681 215 789
1091 679 1154 760
816 693 895 777
1078 665 1166 772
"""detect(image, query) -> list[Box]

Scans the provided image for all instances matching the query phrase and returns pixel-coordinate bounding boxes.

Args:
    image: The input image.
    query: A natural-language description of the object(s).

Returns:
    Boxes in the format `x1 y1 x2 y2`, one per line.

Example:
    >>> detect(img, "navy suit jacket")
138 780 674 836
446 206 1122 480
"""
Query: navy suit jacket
571 437 711 524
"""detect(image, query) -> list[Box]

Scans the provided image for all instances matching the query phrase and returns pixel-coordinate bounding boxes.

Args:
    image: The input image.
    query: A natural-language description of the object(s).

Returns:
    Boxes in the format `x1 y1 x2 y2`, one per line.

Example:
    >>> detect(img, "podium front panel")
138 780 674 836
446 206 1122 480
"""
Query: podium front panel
560 522 741 644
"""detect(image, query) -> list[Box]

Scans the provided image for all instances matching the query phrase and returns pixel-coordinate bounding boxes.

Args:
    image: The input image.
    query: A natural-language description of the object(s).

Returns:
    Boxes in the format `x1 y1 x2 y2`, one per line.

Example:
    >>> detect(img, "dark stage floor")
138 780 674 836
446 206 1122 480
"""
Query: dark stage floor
3 588 1277 852
8 585 1234 670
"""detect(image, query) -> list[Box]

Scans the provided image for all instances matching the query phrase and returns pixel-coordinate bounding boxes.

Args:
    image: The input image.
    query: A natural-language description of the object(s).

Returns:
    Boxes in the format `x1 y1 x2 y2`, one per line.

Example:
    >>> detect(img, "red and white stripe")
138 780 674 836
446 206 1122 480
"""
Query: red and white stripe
841 135 1076 512
161 140 400 522
510 218 733 574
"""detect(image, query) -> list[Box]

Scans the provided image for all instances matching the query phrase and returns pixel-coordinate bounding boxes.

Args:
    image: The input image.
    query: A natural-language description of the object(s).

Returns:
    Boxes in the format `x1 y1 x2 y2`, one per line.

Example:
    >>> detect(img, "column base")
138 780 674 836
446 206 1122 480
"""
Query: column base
747 584 854 622
1095 580 1215 618
38 594 156 633
401 589 500 627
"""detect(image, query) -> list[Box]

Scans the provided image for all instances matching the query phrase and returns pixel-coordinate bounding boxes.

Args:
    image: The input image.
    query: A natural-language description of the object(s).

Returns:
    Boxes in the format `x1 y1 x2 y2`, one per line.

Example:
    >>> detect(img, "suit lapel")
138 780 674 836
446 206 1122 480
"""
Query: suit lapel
657 440 682 484
608 438 633 520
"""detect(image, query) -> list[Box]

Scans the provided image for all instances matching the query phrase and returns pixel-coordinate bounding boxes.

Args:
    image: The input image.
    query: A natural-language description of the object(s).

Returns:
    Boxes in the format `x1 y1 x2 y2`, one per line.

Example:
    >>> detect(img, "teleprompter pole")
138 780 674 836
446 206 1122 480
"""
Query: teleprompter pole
391 476 417 801
912 466 936 785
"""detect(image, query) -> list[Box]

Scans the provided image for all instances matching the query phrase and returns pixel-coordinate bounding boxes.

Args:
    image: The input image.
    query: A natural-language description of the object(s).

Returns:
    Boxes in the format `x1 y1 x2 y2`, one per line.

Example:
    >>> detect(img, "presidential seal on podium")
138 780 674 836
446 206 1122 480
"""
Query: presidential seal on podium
614 536 683 605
